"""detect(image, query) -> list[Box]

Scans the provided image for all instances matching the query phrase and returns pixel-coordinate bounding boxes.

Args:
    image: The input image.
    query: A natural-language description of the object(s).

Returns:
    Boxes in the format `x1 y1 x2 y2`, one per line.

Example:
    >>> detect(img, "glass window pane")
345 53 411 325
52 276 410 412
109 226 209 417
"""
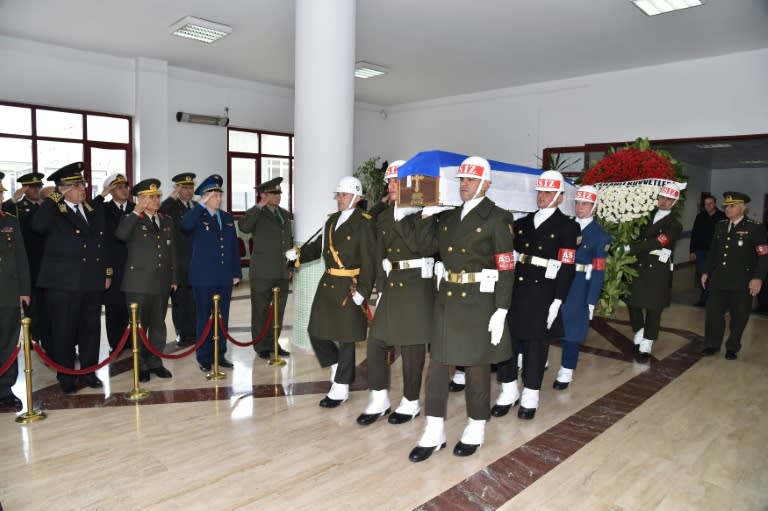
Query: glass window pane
229 130 259 153
261 157 290 209
262 134 289 156
36 110 83 139
37 140 83 177
0 137 34 192
91 147 126 198
231 157 256 211
0 105 32 136
87 115 129 143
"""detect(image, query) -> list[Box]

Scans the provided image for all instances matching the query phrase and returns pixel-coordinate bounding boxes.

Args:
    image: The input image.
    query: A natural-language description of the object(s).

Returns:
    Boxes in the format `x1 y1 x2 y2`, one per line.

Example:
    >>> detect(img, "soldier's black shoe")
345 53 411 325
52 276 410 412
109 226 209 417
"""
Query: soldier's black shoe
81 375 103 389
635 351 651 362
388 411 419 424
150 366 173 378
277 346 291 357
217 358 234 368
356 408 391 426
257 351 271 360
725 351 737 360
518 406 536 420
553 380 570 390
138 370 150 383
448 381 465 392
490 399 519 417
198 363 211 372
453 441 480 457
0 395 22 410
701 347 719 356
409 443 446 463
319 397 345 408
59 380 78 394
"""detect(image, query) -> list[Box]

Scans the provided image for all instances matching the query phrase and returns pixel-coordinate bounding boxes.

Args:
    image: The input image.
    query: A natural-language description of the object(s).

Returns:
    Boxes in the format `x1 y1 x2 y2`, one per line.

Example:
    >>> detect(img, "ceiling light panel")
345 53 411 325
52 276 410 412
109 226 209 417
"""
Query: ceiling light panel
632 0 703 16
355 61 389 79
170 16 232 44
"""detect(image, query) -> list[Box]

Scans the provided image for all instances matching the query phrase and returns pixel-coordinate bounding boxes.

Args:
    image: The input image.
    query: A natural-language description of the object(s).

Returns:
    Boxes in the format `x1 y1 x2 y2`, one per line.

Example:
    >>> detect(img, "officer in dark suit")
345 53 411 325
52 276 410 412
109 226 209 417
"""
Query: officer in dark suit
492 170 579 421
626 182 684 361
0 174 31 410
160 173 197 347
701 192 768 360
31 162 113 393
181 174 242 372
689 194 725 306
94 173 134 354
2 172 46 345
238 177 293 359
290 176 376 409
115 179 178 381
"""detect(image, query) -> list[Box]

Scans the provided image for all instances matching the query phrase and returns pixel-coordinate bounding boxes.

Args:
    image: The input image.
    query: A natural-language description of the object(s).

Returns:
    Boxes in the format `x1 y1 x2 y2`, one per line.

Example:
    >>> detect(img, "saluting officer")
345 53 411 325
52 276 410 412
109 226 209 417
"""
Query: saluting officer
492 170 579 421
288 176 376 409
625 182 684 361
409 156 515 462
356 160 433 426
94 173 134 355
160 173 197 347
181 174 241 372
31 162 113 394
701 192 768 360
2 172 46 345
554 185 611 389
0 173 31 410
238 177 293 360
115 179 178 381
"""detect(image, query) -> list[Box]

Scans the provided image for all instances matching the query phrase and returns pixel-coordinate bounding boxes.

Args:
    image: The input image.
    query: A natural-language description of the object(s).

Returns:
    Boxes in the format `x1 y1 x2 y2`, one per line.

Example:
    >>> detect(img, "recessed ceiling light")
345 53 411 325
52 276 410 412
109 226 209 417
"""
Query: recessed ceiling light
355 61 389 79
696 143 732 149
738 160 767 164
170 16 232 44
631 0 704 16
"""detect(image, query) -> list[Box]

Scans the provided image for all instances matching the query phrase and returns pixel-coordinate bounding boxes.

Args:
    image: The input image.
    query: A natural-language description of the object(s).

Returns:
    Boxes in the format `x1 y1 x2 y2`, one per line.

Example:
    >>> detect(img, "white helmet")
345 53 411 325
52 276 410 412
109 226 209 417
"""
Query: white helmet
575 185 598 204
535 170 565 192
456 156 491 181
335 176 363 195
658 181 681 200
384 160 406 182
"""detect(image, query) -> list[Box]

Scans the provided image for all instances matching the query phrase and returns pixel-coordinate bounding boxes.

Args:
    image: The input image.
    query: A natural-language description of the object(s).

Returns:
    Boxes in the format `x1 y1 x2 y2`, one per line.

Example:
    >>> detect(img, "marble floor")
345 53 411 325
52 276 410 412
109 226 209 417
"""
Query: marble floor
1 271 767 511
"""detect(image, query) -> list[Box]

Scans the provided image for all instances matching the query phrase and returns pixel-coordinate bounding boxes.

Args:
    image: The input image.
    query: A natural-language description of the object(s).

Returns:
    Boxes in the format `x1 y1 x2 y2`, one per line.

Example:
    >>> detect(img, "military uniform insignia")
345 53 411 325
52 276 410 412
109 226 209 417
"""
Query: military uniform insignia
361 212 373 220
83 202 94 212
58 204 68 213
576 235 583 245
49 191 63 203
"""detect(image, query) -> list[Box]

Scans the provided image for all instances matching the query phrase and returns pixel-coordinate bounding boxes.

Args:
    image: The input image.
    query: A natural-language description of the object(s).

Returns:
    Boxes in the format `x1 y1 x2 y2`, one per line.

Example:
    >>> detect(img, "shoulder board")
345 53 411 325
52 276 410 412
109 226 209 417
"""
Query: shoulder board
83 202 94 212
48 191 63 203
361 212 373 220
327 212 334 217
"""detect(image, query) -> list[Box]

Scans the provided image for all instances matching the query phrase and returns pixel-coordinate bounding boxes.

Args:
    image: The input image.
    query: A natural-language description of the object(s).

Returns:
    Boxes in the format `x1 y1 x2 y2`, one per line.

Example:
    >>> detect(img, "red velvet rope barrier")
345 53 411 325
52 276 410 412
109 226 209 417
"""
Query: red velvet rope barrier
0 345 21 376
32 325 131 375
138 316 213 359
218 303 273 347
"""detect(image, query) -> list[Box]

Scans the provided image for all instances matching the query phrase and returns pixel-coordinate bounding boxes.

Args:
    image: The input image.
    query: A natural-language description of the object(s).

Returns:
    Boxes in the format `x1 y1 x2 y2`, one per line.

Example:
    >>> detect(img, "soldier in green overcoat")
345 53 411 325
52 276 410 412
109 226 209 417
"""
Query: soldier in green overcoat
291 176 376 408
701 192 768 360
409 156 515 463
626 182 684 360
356 160 435 426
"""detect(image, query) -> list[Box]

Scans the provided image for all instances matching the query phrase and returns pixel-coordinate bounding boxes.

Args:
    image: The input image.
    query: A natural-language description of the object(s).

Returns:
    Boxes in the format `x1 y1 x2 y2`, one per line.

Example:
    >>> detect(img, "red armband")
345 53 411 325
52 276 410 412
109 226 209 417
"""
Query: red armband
656 233 670 247
756 244 768 256
592 257 606 271
495 252 515 271
558 248 576 264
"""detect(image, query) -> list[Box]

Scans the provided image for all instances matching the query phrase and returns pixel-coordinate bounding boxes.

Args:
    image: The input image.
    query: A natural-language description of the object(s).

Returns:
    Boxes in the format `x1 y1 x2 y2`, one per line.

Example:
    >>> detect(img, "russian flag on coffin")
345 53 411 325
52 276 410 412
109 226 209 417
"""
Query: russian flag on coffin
396 150 577 216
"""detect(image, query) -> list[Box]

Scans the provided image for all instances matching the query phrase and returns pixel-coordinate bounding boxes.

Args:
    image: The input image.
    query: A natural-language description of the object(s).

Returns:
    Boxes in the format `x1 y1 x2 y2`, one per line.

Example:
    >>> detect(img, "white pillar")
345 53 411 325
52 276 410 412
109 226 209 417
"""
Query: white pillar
134 57 169 184
291 0 356 349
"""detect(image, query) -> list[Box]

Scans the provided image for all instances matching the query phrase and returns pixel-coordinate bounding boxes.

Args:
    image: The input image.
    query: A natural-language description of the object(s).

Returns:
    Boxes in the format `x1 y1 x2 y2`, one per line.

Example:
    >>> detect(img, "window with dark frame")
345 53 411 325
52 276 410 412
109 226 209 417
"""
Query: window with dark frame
227 127 293 215
0 101 132 197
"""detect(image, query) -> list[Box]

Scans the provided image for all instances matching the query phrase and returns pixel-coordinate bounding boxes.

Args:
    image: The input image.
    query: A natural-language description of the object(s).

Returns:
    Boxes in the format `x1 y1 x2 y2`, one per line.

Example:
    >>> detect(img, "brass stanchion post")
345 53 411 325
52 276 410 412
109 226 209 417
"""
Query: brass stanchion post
15 317 46 423
206 294 225 380
124 303 149 400
268 287 286 366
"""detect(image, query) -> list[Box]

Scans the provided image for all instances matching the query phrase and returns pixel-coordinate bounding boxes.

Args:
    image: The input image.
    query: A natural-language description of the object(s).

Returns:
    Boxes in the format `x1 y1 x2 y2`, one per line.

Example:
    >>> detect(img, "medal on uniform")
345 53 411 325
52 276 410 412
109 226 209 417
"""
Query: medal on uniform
738 239 743 247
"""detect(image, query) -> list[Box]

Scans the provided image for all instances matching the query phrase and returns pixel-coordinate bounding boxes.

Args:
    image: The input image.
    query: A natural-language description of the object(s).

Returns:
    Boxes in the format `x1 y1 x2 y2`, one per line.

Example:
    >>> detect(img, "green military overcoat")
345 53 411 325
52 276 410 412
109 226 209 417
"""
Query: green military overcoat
704 217 768 290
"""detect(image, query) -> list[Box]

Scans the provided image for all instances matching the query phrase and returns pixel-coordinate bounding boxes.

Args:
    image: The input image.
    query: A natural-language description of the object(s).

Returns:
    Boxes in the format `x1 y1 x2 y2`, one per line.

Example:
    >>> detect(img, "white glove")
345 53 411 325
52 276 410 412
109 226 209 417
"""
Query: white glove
285 248 299 261
488 308 507 346
422 205 455 217
376 292 383 307
352 291 364 306
588 304 595 320
546 299 562 329
394 205 422 221
382 258 392 277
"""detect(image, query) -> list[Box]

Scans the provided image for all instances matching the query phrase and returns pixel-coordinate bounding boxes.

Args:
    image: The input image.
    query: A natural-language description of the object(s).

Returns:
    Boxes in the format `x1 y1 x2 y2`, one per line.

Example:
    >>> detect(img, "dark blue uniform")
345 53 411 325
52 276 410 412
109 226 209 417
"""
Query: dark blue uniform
560 220 611 369
181 205 242 367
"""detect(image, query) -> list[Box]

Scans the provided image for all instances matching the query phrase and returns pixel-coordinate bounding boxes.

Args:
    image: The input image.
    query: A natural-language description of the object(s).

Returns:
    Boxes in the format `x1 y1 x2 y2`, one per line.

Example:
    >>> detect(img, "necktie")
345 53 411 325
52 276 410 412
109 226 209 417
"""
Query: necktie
151 215 159 232
728 223 734 233
273 208 284 225
119 203 124 213
75 204 87 223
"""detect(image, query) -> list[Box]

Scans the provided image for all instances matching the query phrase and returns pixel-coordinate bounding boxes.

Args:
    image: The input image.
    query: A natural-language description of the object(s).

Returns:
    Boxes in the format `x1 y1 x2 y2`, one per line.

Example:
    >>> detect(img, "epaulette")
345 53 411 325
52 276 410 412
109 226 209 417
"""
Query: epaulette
48 191 63 203
361 212 373 220
83 202 94 212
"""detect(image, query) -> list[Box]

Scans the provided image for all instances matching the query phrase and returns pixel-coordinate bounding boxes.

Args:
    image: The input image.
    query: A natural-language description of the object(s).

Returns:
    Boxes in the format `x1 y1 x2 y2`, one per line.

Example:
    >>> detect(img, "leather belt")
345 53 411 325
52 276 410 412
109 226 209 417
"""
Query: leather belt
391 257 432 270
517 253 549 268
327 267 361 277
444 270 483 284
